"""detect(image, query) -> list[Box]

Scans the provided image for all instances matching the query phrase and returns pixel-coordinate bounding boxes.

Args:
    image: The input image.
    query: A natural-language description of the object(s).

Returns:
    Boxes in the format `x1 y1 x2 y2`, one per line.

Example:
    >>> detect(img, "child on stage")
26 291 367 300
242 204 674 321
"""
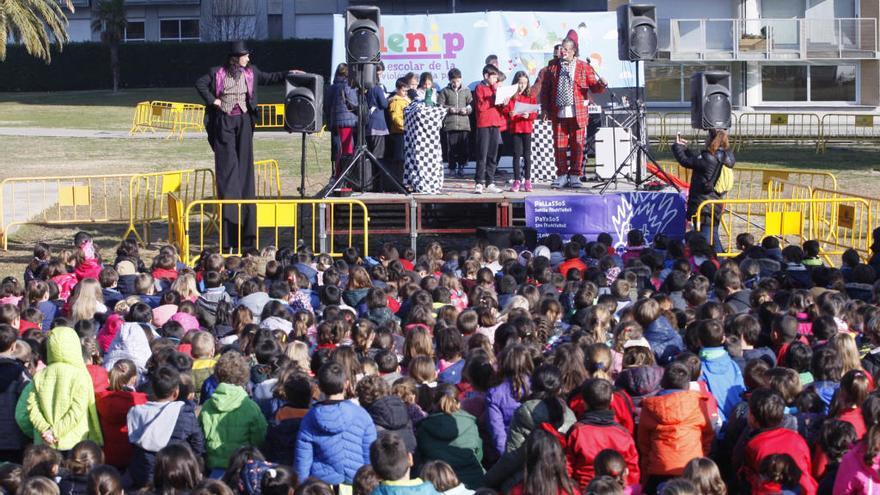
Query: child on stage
506 71 538 192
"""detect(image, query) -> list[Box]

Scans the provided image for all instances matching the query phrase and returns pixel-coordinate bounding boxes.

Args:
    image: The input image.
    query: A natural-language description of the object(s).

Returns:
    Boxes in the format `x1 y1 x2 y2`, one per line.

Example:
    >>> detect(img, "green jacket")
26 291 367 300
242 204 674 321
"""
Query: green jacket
416 410 484 489
505 398 577 453
15 381 34 439
484 399 577 493
27 327 103 450
199 383 267 469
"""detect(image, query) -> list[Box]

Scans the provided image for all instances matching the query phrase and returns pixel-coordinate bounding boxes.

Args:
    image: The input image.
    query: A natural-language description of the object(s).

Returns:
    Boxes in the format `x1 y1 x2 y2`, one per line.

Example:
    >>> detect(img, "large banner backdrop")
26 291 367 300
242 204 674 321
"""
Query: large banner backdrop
331 11 642 90
525 192 687 251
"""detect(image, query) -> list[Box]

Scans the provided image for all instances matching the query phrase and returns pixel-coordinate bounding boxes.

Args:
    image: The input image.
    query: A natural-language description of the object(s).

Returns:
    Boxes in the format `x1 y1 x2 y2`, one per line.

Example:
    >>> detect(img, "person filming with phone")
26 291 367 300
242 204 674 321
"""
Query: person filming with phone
671 129 735 251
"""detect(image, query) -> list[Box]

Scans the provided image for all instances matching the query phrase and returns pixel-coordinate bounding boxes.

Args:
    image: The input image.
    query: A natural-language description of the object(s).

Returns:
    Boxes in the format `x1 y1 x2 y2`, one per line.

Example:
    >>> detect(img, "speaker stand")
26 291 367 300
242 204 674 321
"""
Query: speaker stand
320 69 407 198
597 60 680 194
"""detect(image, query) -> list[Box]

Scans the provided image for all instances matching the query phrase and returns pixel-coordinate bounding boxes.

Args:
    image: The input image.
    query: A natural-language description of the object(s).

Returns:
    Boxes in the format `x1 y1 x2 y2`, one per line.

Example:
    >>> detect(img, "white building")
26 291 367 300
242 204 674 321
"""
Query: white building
63 0 879 108
635 0 880 109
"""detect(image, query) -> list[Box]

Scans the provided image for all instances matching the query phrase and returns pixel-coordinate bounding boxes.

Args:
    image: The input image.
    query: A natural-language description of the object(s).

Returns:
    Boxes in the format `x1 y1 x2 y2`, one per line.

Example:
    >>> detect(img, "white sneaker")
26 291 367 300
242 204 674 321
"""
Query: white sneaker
569 178 583 189
552 175 570 188
485 184 502 194
474 183 484 194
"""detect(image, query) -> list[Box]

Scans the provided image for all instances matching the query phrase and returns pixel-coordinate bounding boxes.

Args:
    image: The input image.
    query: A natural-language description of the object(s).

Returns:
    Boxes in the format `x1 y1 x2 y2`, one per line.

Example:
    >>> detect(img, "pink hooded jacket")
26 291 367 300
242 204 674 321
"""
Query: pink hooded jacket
833 441 880 495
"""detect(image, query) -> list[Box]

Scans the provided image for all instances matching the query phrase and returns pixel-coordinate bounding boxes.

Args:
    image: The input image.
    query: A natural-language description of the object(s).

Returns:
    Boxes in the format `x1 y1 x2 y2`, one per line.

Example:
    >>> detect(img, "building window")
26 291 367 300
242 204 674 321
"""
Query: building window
268 14 283 40
124 21 145 42
762 64 856 102
160 19 200 41
646 63 731 102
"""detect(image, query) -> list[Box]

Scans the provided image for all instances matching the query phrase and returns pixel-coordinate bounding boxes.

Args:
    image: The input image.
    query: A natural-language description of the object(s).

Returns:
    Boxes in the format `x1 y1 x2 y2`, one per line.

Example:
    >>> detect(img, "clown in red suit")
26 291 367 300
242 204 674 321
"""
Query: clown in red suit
540 30 606 188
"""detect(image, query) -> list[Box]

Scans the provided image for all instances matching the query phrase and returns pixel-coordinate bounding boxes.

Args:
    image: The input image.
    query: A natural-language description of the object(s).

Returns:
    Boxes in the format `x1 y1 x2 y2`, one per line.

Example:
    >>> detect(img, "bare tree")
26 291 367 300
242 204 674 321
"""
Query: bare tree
202 0 257 41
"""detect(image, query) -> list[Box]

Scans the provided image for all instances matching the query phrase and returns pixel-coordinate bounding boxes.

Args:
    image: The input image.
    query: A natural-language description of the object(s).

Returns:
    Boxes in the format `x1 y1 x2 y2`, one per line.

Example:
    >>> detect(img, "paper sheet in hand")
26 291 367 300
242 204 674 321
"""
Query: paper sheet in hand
513 101 540 114
494 85 518 105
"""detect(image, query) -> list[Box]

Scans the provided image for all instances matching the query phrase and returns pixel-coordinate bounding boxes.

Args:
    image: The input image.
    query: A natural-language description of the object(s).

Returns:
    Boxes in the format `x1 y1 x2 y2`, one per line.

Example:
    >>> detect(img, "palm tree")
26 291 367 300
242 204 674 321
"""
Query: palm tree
0 0 74 62
91 0 126 92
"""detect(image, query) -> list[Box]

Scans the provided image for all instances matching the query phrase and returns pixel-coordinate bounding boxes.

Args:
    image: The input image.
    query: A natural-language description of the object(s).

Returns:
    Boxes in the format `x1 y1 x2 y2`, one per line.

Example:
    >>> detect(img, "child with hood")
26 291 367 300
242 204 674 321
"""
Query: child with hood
25 326 103 451
103 303 156 377
126 365 204 488
199 351 267 472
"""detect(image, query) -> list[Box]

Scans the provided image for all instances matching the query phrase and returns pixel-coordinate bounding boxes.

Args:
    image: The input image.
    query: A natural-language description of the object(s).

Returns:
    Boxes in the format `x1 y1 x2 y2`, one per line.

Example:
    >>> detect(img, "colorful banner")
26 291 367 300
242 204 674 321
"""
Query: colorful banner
525 192 687 251
331 11 642 90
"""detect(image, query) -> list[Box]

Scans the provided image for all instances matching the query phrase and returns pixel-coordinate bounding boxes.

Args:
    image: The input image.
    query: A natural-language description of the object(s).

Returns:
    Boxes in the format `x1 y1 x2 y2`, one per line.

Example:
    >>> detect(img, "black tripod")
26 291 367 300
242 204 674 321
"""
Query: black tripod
599 60 679 195
321 66 406 198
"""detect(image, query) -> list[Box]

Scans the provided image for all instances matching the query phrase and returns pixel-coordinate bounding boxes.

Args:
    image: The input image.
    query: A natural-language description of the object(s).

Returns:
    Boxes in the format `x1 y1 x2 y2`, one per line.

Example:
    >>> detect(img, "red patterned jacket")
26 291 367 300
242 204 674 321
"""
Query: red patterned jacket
539 58 605 128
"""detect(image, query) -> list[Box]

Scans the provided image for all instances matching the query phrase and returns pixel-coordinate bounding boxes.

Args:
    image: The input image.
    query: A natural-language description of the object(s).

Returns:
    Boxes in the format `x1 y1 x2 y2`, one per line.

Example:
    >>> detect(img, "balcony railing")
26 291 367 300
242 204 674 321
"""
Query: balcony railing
667 18 878 60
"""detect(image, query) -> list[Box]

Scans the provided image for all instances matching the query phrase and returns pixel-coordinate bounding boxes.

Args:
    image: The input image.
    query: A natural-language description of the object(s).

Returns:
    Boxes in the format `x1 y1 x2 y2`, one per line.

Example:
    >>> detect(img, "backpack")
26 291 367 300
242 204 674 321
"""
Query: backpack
712 151 734 195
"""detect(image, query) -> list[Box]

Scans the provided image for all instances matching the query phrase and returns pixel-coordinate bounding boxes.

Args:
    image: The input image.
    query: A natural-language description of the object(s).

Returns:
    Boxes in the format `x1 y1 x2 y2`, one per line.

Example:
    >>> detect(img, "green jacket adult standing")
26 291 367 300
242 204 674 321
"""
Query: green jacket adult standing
199 382 267 469
26 327 103 450
416 409 485 489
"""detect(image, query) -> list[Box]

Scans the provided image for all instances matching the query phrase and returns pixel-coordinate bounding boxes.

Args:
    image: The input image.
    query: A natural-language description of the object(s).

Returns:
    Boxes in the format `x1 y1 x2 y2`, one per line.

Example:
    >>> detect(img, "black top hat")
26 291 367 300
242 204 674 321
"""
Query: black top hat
228 41 250 57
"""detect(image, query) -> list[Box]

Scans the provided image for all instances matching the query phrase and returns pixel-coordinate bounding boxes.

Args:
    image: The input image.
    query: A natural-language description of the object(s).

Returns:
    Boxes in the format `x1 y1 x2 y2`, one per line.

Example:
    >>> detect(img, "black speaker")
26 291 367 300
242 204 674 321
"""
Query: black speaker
617 4 658 61
690 71 732 130
345 6 381 64
476 227 538 251
284 72 324 134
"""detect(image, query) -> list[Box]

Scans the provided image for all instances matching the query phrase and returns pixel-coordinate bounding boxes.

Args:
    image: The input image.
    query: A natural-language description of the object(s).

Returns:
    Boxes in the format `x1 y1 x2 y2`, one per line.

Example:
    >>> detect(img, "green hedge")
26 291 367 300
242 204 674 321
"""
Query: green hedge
0 39 332 91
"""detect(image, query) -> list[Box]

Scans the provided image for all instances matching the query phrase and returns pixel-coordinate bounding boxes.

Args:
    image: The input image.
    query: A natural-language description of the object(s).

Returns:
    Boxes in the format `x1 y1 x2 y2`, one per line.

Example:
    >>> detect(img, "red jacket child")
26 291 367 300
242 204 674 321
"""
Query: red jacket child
566 380 639 490
569 388 636 436
474 82 506 129
567 410 640 490
96 386 148 468
740 389 817 495
506 93 537 134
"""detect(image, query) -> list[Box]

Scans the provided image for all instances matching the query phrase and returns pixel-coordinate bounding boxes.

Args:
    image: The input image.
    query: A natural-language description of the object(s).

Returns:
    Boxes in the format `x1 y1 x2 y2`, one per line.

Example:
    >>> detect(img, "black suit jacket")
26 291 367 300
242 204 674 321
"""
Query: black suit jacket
195 64 286 146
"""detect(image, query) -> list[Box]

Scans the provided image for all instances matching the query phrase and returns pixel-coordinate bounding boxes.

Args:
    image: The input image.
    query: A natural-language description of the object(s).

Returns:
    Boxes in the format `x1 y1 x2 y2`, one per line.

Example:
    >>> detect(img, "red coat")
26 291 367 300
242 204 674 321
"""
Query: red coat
474 82 506 128
96 390 148 468
506 93 537 134
566 414 640 490
743 427 817 495
557 258 587 277
568 390 636 436
88 364 109 394
539 58 604 128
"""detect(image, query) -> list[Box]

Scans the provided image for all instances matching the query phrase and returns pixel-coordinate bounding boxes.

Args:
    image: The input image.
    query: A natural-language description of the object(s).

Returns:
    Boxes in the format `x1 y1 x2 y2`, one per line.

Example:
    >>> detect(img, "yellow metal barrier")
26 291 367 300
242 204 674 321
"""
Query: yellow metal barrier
128 101 206 139
727 167 837 216
179 199 370 265
811 187 879 261
694 197 871 263
0 174 134 250
125 169 217 246
818 113 880 153
130 101 153 134
254 159 282 198
255 104 286 129
167 192 187 255
735 112 822 152
766 178 814 202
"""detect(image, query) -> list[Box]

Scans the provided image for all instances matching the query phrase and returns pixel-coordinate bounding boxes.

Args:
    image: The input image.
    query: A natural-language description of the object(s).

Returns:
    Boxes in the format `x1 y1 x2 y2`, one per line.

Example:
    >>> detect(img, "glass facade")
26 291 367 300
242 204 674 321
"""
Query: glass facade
762 64 856 102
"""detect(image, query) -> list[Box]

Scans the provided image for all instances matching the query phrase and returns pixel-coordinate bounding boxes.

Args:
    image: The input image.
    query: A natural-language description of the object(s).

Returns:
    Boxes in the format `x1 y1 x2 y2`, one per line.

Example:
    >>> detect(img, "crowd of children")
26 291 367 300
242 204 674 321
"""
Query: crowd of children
330 54 539 195
3 227 880 495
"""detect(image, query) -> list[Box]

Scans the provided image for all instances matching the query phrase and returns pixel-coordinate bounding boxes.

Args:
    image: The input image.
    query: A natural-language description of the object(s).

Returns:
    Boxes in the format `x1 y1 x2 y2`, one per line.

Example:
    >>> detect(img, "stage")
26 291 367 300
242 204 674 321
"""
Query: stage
328 169 677 252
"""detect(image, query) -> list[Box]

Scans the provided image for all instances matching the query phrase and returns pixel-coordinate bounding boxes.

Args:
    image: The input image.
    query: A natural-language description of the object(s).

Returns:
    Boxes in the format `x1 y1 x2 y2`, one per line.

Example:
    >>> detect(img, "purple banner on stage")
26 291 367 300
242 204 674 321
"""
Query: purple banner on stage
525 192 687 251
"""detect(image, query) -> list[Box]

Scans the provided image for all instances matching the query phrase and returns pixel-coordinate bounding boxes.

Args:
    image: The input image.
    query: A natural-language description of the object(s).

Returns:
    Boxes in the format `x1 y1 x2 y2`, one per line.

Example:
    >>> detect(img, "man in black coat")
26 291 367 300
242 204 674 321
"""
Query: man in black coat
671 129 735 251
195 41 288 251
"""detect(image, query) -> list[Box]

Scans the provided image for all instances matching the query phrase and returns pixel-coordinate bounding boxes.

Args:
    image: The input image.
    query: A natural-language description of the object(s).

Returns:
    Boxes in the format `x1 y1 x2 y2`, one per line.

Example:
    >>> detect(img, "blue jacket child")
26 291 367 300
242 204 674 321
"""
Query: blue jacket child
294 363 377 485
698 321 745 422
